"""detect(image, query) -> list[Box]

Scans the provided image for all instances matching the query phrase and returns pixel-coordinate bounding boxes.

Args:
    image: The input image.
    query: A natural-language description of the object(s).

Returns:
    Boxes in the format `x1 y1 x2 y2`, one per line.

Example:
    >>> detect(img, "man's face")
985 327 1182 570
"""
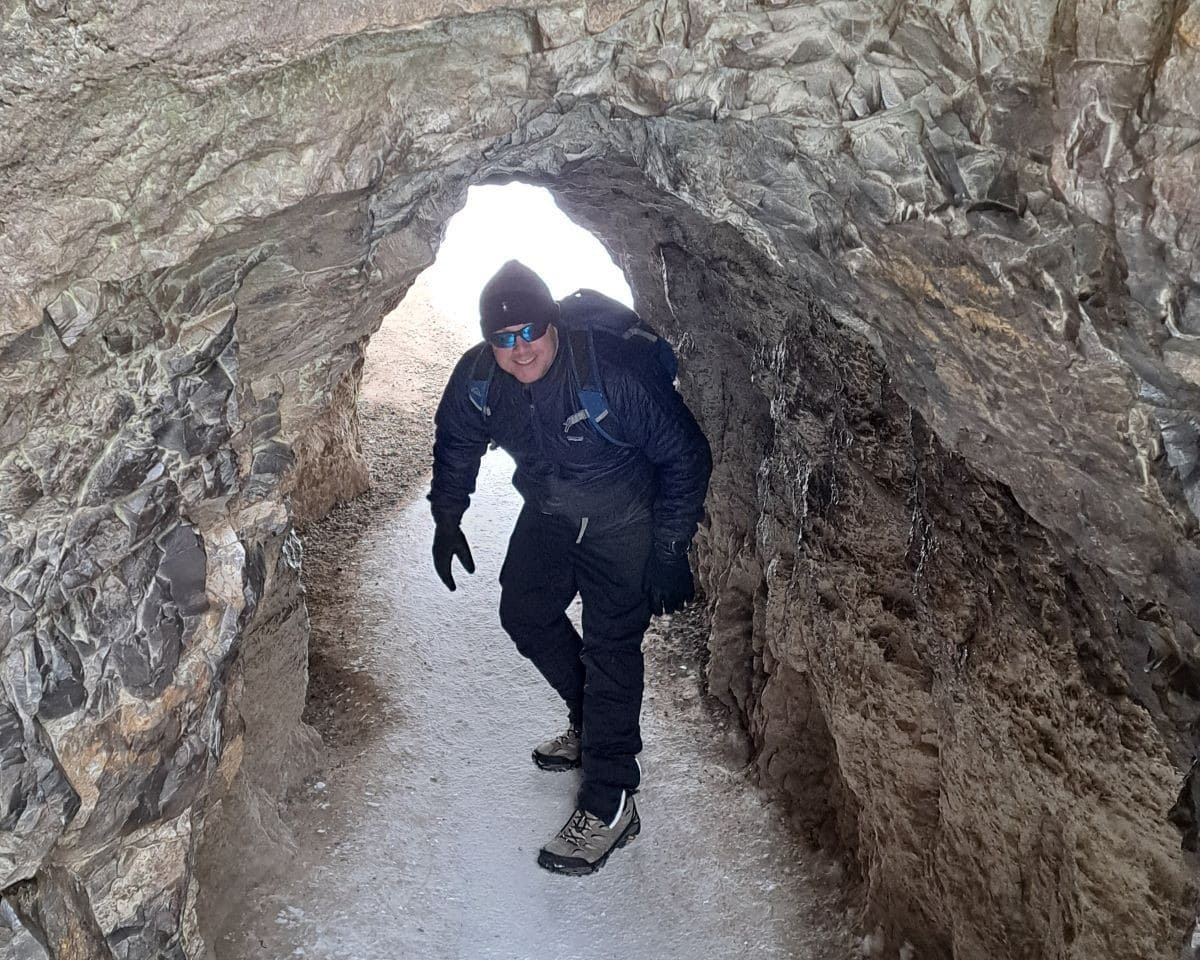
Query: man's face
491 322 559 384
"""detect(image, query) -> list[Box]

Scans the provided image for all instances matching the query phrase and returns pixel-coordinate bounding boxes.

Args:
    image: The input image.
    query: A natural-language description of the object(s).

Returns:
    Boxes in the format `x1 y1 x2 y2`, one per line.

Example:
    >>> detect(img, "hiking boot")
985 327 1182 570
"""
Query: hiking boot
532 726 581 771
537 794 639 876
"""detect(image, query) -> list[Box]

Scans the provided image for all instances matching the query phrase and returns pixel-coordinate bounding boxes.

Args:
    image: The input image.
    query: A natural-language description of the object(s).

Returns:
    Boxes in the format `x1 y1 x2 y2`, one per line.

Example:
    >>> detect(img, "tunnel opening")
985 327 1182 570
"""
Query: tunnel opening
0 147 1186 957
299 180 637 753
182 157 1196 959
204 178 866 957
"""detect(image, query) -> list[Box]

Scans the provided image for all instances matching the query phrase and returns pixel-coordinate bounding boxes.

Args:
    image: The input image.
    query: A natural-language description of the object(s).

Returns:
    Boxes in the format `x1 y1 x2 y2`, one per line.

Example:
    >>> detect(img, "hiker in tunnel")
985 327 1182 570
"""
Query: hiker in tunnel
428 259 712 875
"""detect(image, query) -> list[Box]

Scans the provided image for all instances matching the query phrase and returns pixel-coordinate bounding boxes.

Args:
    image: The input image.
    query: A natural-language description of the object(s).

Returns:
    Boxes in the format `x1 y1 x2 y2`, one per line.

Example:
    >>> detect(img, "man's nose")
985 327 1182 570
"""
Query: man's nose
511 337 533 357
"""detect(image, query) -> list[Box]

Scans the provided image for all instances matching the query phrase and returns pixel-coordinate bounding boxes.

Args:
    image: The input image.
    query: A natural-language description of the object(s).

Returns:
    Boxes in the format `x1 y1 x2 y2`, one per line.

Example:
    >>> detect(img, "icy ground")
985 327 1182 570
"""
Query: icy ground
219 316 856 960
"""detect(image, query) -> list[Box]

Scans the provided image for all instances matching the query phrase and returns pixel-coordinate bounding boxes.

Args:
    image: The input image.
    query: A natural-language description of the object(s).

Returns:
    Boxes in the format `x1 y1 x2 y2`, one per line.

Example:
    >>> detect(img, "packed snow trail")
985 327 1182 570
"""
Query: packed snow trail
221 450 854 960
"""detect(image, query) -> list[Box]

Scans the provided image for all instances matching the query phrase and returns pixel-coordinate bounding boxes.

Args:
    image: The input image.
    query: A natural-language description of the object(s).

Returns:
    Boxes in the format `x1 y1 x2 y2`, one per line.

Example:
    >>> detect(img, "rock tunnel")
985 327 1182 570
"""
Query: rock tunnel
1 0 1199 956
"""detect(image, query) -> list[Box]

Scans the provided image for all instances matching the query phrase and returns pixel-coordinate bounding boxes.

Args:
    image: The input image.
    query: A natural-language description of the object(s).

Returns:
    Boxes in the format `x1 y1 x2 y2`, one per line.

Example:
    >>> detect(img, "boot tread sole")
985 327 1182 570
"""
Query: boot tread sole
531 750 582 771
536 810 641 876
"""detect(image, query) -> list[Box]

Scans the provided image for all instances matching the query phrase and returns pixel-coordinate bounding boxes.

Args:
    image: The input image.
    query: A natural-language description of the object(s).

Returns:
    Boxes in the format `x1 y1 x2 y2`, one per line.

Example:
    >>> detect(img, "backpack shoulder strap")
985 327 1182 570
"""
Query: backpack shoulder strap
466 343 497 418
565 328 634 448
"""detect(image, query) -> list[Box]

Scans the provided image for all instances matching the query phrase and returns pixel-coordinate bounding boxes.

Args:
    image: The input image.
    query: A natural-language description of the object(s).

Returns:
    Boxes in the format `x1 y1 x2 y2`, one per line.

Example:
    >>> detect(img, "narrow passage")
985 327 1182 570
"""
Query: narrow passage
219 281 856 960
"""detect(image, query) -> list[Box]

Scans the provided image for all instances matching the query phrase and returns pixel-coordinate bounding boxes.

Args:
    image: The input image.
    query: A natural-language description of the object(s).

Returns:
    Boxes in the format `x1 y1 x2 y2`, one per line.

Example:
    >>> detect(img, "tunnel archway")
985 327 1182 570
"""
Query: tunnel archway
184 142 1192 958
2 5 1198 958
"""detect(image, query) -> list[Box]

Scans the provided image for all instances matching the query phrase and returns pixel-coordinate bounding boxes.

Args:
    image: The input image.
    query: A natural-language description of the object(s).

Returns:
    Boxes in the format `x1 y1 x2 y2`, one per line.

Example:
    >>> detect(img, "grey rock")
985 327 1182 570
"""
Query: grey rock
43 280 101 349
0 899 50 960
29 627 85 720
155 523 207 619
80 428 160 507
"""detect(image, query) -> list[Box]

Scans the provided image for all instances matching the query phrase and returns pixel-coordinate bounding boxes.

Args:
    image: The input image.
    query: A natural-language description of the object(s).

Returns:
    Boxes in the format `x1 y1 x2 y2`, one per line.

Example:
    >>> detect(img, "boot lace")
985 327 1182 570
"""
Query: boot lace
557 809 607 851
549 728 580 750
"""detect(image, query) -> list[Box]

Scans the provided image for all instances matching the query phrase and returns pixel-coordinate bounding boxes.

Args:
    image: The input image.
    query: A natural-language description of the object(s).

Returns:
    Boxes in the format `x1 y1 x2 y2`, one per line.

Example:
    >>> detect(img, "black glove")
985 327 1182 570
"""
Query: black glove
647 541 694 615
432 523 475 591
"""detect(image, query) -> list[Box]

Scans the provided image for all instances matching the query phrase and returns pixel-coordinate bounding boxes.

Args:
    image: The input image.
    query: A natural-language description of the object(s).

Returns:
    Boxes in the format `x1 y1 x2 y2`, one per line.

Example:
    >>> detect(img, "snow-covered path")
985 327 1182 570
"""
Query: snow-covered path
220 449 854 960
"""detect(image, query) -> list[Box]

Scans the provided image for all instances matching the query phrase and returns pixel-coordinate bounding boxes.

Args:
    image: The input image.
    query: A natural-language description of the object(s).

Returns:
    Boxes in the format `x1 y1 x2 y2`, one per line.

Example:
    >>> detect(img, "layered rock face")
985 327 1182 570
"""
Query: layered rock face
1 0 1198 957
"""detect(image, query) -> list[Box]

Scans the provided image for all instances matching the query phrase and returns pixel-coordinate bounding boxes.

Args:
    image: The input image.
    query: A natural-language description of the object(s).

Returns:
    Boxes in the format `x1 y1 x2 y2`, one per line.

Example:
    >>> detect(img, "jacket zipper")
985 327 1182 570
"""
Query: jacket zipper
525 385 543 456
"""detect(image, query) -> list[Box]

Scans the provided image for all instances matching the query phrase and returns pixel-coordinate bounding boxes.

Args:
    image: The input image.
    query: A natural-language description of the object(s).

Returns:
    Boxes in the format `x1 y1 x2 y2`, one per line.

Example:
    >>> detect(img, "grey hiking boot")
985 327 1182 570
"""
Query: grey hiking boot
532 726 581 771
537 793 640 876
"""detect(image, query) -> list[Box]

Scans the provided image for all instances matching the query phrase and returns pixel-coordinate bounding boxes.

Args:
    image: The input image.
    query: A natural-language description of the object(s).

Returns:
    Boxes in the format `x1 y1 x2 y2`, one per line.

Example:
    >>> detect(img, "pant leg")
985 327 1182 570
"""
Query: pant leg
572 518 653 822
498 506 585 726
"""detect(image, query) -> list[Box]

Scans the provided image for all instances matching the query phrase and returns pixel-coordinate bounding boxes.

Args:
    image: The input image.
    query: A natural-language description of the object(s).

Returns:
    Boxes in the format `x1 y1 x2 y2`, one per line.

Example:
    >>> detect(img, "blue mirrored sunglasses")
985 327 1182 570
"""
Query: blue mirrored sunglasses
487 320 549 349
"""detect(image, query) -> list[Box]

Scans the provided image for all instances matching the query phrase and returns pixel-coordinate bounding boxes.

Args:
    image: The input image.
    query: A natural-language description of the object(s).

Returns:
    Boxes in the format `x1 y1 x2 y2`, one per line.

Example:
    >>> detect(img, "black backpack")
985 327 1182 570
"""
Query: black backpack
467 288 678 448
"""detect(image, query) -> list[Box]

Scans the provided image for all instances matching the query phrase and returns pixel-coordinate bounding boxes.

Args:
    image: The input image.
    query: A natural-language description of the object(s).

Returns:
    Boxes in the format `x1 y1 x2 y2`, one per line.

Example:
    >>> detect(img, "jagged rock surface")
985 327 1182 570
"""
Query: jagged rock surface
1 0 1198 957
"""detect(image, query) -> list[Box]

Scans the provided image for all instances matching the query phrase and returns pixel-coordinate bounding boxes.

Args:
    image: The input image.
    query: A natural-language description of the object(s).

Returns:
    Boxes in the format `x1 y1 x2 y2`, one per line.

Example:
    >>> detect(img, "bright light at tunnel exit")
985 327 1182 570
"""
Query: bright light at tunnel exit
422 183 634 339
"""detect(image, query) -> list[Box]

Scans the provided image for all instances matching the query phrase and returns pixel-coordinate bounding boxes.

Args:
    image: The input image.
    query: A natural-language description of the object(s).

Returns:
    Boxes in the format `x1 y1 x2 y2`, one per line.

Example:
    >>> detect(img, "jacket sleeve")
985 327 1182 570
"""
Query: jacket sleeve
605 354 712 548
428 345 492 527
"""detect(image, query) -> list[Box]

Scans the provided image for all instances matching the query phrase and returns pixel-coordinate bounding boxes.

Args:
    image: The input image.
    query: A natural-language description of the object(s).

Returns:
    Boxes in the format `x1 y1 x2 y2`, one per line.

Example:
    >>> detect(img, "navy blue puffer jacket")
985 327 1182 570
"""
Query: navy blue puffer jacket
429 329 712 546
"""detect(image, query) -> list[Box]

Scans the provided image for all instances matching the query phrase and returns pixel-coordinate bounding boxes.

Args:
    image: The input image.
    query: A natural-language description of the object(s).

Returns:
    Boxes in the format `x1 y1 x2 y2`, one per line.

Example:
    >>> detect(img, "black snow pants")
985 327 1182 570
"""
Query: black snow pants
499 503 652 823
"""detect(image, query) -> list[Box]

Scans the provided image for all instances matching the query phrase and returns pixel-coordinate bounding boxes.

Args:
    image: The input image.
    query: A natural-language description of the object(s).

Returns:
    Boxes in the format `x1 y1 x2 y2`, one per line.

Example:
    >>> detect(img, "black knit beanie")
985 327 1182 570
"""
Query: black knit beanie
479 260 558 337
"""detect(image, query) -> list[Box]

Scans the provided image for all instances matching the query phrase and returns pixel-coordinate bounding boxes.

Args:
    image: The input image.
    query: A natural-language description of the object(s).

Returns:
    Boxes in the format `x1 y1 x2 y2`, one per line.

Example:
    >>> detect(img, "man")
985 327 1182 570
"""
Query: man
428 259 712 875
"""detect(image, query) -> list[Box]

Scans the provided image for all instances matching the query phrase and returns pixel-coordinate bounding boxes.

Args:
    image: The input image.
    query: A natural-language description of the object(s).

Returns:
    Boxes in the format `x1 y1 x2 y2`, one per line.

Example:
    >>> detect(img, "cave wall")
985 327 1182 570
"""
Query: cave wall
1 0 1199 956
649 234 1191 957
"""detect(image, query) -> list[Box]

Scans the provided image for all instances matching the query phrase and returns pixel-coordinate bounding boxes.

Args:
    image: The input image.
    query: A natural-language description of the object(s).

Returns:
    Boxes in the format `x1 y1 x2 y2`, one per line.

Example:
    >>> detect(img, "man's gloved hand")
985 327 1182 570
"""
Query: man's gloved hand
432 523 475 591
648 541 694 615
